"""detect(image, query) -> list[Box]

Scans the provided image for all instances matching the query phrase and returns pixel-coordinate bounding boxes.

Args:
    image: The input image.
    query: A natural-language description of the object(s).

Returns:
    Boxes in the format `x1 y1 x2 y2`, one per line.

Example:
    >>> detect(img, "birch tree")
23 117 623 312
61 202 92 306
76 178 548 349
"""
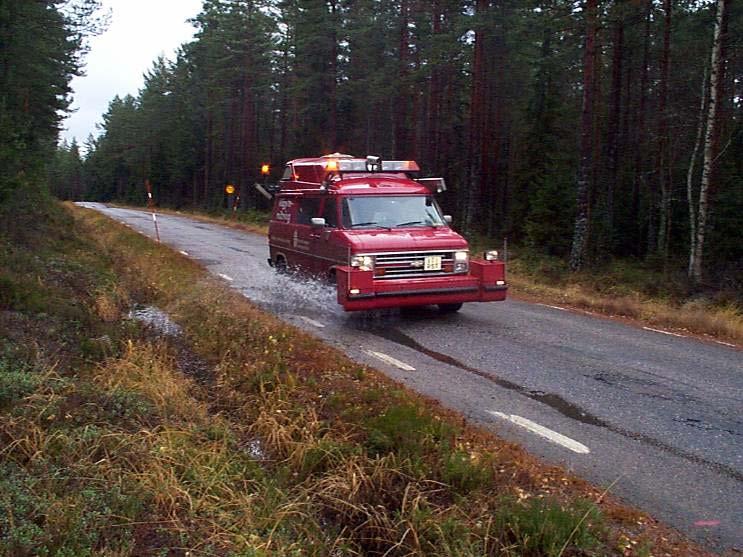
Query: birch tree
689 0 729 284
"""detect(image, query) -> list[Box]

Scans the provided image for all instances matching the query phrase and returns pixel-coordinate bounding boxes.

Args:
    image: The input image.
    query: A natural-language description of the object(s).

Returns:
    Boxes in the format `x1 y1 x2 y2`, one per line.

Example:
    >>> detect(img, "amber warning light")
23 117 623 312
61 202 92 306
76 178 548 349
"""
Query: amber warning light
261 164 270 175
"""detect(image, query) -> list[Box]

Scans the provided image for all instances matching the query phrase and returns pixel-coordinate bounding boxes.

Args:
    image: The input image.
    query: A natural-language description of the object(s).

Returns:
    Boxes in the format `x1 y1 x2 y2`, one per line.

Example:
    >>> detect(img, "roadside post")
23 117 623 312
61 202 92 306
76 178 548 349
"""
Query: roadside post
225 184 238 220
145 179 161 243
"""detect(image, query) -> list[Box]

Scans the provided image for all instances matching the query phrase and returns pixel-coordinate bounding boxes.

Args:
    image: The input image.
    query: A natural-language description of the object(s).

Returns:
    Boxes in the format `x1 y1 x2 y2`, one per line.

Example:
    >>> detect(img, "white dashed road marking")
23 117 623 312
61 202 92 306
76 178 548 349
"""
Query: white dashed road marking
489 411 590 454
538 303 567 312
364 350 416 372
218 273 234 282
714 340 736 348
643 326 685 338
296 316 325 328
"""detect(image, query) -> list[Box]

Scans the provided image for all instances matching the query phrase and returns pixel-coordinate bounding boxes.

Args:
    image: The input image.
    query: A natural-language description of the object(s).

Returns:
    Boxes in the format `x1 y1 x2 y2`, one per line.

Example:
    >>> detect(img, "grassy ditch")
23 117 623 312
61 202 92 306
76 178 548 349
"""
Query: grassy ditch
1 194 712 555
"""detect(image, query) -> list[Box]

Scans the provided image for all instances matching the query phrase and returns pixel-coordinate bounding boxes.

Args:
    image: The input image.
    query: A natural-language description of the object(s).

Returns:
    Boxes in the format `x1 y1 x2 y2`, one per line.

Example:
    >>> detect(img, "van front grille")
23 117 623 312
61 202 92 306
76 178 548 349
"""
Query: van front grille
371 250 459 279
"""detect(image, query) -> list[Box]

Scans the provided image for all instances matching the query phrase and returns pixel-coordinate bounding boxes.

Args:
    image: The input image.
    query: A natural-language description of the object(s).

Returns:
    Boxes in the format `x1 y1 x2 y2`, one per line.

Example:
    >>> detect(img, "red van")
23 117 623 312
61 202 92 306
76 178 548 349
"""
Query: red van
267 154 507 312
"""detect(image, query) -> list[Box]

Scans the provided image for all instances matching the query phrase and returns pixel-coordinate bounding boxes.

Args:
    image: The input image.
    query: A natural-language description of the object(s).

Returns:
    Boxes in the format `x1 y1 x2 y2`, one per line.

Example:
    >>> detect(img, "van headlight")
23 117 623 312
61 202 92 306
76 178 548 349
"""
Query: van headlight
454 251 469 273
350 254 374 271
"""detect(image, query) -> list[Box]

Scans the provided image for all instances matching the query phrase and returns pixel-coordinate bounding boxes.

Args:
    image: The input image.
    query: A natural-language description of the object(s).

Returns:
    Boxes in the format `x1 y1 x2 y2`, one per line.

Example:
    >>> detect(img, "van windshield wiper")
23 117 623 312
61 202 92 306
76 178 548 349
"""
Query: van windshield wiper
395 220 424 227
351 221 392 230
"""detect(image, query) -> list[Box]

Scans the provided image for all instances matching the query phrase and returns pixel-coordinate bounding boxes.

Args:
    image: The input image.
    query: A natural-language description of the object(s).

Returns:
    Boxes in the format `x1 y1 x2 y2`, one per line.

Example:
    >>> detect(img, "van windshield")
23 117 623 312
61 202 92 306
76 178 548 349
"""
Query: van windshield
341 196 445 229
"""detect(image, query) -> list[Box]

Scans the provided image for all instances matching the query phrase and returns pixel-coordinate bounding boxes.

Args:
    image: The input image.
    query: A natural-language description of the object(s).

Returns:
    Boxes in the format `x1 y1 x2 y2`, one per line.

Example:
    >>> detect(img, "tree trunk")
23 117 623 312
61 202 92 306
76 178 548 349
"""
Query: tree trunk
278 34 290 159
394 0 410 159
631 0 651 256
327 0 338 151
569 0 597 271
602 3 624 252
465 0 487 233
656 0 672 259
203 101 212 207
687 65 707 276
690 0 729 283
426 1 442 170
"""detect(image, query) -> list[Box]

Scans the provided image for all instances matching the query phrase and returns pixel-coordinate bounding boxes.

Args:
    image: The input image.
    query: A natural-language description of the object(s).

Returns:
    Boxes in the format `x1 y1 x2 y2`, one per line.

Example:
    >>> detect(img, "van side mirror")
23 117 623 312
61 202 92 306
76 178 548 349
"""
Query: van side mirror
310 217 326 227
443 215 453 224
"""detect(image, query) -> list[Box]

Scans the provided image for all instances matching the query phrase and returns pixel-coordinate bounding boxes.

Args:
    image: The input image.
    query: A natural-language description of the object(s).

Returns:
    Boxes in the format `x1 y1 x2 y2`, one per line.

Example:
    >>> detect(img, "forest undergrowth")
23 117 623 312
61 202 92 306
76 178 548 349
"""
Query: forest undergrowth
0 194 716 555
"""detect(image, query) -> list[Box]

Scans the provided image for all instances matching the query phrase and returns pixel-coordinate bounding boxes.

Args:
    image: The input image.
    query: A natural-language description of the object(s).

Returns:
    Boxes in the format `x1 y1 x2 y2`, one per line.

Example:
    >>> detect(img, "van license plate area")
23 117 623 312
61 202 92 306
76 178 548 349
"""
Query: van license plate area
423 256 442 271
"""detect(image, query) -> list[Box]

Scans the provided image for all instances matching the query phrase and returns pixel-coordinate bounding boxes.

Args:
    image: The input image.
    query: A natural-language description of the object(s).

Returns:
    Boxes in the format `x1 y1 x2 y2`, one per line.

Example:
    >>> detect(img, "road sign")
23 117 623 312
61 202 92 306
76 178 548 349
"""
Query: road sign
225 184 235 195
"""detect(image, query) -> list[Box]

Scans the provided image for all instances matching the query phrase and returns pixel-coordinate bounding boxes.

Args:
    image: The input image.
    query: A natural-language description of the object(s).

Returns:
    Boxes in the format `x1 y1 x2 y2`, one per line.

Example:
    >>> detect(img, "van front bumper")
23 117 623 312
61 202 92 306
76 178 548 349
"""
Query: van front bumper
335 260 507 311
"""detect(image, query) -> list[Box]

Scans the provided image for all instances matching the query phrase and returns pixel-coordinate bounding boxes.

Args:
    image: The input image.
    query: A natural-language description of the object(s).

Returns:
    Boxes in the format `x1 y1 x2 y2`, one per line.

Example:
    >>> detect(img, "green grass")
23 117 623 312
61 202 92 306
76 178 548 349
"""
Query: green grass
365 403 457 459
497 498 605 557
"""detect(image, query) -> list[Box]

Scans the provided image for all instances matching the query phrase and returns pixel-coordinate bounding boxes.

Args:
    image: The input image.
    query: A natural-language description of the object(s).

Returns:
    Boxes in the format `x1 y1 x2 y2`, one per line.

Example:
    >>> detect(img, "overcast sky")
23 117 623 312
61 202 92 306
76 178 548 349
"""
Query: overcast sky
61 0 203 146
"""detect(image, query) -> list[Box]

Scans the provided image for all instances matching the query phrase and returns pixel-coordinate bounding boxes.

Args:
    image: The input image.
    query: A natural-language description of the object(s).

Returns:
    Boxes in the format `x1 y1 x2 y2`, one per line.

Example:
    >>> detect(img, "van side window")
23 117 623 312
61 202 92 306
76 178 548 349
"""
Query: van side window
297 197 321 225
321 198 338 228
281 165 293 181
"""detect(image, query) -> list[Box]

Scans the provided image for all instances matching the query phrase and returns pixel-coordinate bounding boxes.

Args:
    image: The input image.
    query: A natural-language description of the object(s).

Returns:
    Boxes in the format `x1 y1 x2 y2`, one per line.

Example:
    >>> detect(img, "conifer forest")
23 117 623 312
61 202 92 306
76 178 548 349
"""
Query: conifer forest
11 0 743 287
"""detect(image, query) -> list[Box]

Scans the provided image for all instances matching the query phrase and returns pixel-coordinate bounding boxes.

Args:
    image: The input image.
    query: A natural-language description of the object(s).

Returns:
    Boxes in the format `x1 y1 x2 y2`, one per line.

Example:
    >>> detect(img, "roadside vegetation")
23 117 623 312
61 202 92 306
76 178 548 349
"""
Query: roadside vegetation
504 250 743 344
0 192 712 555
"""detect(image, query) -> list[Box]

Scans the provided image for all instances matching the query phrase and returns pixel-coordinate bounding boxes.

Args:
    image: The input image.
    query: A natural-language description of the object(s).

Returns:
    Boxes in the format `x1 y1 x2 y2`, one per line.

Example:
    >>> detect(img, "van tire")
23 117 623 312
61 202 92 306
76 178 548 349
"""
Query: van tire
438 302 463 313
274 256 288 274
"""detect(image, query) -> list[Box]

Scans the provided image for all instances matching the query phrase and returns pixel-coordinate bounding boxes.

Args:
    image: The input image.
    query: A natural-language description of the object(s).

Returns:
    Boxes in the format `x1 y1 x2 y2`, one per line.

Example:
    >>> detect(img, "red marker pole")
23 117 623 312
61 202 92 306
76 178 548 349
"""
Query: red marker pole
145 179 161 242
232 193 240 220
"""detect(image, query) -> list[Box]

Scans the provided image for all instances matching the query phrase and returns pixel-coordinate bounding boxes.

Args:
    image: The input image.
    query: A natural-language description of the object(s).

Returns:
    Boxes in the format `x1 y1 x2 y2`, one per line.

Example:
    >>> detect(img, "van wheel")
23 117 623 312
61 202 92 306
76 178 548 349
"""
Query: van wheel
327 269 337 285
274 256 288 274
438 303 463 313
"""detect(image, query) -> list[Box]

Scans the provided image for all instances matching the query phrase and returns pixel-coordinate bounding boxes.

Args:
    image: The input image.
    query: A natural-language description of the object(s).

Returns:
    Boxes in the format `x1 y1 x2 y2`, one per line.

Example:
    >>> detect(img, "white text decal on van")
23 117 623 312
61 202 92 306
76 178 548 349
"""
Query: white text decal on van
275 199 293 223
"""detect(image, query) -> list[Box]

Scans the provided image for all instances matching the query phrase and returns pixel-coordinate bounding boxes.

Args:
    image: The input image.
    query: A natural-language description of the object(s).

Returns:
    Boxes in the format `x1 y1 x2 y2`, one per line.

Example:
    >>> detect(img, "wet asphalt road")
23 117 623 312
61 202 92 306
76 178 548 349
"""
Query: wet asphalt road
79 203 742 552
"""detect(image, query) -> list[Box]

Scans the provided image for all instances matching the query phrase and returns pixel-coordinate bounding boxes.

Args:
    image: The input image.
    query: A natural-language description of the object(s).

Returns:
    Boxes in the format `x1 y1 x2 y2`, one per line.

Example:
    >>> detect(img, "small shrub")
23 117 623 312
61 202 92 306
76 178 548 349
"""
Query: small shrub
0 369 39 408
0 273 49 313
440 449 493 493
102 388 156 423
298 438 359 478
365 403 456 459
498 498 604 556
0 463 143 557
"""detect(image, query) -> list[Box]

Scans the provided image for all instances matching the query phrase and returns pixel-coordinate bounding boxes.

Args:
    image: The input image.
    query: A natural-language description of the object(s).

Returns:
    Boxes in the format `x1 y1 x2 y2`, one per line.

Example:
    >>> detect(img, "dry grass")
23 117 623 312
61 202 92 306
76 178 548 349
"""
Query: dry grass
96 341 207 423
93 283 131 323
509 274 743 344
